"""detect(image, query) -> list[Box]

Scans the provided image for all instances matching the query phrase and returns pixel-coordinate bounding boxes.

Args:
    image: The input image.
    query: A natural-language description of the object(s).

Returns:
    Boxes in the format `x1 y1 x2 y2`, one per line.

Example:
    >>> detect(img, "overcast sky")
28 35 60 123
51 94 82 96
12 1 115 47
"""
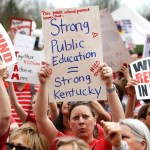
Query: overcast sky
45 0 149 12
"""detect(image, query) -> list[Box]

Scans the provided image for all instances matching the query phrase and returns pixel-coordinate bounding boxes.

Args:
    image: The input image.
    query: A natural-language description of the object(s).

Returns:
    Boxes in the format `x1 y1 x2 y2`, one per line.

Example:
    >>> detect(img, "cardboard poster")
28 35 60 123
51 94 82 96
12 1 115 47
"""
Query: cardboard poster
41 6 106 102
130 57 150 100
9 18 32 41
100 9 132 72
0 24 16 66
143 34 150 58
13 33 36 51
6 50 44 84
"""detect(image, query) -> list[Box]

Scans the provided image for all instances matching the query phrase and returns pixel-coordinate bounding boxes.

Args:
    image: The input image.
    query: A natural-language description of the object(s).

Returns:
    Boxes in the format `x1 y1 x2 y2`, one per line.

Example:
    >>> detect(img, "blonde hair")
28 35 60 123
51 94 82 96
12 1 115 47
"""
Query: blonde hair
10 122 49 150
57 137 90 150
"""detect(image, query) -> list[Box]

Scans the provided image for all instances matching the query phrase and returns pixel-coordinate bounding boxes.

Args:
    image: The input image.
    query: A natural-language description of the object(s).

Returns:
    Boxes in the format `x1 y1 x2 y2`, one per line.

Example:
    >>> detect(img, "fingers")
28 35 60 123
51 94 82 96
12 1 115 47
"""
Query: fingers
126 79 139 87
38 61 52 78
99 63 112 80
0 61 7 77
100 120 121 143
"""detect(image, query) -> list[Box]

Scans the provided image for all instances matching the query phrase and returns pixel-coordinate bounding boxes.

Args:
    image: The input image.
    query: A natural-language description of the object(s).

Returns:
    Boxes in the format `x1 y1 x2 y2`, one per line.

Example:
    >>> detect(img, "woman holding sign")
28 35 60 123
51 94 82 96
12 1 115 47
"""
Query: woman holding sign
34 61 127 150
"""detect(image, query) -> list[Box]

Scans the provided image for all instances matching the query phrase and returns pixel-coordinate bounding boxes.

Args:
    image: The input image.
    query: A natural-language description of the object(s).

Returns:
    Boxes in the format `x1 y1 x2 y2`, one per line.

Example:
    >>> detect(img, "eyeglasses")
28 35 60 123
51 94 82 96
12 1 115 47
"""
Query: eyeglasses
5 143 31 150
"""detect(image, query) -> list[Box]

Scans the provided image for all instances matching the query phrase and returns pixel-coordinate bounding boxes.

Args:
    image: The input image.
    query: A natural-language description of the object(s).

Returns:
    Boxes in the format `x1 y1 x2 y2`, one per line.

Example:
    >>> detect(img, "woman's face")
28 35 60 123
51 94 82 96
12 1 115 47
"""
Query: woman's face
9 135 31 149
69 105 96 140
121 125 144 150
61 102 69 115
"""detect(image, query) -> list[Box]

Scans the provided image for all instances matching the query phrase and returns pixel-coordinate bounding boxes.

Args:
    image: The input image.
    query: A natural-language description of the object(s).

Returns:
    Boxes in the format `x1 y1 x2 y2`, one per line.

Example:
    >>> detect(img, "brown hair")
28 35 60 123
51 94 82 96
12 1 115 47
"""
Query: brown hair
68 101 95 119
137 103 150 119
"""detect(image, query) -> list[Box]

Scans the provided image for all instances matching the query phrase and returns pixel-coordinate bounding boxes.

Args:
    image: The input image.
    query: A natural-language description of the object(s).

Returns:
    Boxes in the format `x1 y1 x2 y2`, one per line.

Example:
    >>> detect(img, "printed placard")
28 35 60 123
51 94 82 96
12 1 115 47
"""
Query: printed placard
100 9 132 72
0 24 16 66
6 50 44 84
143 34 150 58
130 57 150 100
41 6 106 102
9 18 32 41
115 20 134 51
13 33 36 51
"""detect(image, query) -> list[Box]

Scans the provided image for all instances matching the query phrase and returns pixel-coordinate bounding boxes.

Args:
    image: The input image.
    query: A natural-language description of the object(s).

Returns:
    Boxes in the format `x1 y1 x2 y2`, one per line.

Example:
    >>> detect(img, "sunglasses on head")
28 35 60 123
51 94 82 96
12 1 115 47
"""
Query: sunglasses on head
5 143 31 150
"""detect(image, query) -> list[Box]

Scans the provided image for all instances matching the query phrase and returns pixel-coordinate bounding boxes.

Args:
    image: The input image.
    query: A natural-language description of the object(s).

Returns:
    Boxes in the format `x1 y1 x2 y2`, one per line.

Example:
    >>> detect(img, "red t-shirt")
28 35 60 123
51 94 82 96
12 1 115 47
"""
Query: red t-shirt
0 128 10 150
26 113 36 124
50 131 112 150
96 124 105 140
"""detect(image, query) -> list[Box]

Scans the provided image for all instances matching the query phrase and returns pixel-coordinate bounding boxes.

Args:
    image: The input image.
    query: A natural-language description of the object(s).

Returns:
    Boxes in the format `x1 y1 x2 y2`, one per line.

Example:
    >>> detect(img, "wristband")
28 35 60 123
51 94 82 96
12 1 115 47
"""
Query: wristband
106 84 116 93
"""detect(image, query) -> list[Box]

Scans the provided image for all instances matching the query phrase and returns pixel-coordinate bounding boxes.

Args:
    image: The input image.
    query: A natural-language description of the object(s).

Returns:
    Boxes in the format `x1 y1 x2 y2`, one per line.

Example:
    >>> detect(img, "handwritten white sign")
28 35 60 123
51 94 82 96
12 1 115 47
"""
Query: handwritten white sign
143 34 150 58
6 50 44 84
130 57 150 100
100 9 132 72
13 33 36 51
41 6 106 102
0 24 16 66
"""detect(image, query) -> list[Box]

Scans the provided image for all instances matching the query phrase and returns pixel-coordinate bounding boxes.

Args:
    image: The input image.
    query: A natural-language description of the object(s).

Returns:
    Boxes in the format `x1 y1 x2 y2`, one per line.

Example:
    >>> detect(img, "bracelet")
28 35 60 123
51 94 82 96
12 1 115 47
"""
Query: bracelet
106 84 116 93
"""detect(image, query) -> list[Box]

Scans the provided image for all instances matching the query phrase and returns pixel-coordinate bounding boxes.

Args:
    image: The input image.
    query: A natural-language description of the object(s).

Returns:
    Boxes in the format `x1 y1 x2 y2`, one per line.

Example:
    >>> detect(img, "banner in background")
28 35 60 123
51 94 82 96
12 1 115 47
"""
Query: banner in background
6 50 44 84
9 18 32 41
143 34 150 58
100 9 132 72
130 57 150 100
0 24 16 66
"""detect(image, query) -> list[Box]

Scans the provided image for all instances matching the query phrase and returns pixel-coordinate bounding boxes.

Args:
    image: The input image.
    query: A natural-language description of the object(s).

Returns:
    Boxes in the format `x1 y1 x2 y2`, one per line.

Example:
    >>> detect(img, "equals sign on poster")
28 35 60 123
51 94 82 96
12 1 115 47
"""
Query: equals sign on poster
67 66 78 73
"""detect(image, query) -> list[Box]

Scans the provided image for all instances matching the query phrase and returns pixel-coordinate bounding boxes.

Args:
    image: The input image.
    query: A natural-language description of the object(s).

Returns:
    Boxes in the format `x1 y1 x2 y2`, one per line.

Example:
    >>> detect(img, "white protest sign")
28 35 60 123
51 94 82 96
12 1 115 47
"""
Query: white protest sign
130 57 150 100
0 24 16 66
9 18 32 41
100 9 132 72
13 33 36 51
143 34 150 58
41 6 106 102
6 50 44 84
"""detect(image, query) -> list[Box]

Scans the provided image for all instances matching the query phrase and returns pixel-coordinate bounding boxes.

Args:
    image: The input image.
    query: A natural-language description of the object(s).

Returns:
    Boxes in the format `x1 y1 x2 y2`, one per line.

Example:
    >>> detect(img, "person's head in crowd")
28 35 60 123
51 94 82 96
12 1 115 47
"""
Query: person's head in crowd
130 51 139 61
68 101 96 141
56 137 90 150
6 122 49 150
137 103 150 130
119 118 150 150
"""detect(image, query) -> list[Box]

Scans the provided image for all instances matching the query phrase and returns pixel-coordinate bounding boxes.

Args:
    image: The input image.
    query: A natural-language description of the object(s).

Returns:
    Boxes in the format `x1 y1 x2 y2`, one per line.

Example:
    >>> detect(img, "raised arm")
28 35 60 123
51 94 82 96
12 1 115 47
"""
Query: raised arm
125 79 138 118
120 63 131 82
0 62 11 137
91 100 111 122
48 101 59 123
35 61 58 146
100 63 125 122
7 82 28 123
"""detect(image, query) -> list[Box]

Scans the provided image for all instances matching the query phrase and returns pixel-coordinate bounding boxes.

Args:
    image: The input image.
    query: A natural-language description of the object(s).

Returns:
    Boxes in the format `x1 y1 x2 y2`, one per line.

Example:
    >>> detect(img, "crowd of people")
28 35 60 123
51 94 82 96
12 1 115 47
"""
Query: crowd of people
1 2 150 149
0 49 150 150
